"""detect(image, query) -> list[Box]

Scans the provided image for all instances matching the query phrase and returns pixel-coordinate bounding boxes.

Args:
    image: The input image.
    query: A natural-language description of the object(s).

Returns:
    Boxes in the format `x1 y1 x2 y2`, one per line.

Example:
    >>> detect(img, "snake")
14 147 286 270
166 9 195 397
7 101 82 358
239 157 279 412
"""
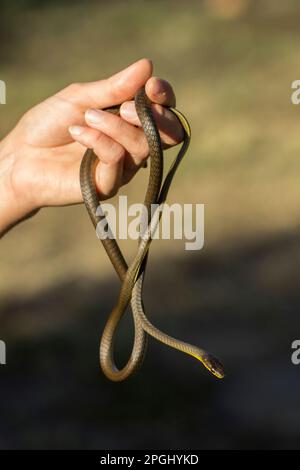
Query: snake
80 86 225 382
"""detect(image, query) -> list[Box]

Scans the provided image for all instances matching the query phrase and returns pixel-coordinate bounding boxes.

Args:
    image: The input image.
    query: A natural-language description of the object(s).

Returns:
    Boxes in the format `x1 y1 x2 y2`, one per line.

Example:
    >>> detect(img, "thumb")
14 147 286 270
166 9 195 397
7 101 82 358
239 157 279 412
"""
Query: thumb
58 58 153 110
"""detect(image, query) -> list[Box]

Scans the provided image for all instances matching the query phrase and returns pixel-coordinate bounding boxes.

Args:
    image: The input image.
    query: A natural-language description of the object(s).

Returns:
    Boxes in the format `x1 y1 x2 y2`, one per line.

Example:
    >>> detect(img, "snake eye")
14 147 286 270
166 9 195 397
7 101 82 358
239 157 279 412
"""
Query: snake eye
203 354 225 379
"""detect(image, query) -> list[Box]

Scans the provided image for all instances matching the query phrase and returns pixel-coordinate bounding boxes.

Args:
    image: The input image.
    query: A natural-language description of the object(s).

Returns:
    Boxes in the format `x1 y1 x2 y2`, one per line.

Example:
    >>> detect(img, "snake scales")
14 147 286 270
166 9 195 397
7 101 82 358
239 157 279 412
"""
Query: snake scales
80 86 225 382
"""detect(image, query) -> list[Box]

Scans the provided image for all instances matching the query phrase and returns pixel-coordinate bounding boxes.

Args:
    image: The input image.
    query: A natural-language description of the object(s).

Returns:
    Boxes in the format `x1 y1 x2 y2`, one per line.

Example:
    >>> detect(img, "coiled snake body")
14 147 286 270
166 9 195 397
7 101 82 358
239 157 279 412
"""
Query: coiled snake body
80 86 225 382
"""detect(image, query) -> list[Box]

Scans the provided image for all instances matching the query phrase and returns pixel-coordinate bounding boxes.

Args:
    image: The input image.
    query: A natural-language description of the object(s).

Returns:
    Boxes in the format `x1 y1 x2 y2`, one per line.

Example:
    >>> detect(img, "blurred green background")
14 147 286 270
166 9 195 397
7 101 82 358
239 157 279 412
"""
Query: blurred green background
1 0 300 450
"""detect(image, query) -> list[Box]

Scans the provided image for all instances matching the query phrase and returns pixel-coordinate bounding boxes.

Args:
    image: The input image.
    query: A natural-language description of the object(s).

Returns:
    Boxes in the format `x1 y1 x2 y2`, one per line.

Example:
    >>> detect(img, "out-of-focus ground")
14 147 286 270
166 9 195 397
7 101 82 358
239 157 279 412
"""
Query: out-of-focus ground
1 0 300 449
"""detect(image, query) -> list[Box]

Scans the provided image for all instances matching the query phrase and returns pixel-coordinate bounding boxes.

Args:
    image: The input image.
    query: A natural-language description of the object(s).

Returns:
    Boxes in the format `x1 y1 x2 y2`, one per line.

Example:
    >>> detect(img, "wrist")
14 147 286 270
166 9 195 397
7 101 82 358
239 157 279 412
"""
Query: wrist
0 135 38 236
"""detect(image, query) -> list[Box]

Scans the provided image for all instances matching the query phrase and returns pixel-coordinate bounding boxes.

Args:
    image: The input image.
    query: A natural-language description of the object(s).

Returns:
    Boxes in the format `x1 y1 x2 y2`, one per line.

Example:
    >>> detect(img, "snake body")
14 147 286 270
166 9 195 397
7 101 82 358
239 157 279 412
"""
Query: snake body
80 86 225 381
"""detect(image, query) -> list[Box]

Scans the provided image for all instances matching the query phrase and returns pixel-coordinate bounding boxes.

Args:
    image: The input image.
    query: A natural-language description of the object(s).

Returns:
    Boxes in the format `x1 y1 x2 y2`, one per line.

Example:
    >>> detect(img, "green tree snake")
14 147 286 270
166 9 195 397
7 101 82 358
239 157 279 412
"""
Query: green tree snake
80 86 225 382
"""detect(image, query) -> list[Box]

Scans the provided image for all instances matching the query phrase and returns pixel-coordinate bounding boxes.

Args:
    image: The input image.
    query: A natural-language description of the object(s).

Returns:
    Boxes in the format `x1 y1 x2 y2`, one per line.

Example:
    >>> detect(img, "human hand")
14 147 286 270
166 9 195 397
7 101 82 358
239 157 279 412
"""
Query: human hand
0 58 183 235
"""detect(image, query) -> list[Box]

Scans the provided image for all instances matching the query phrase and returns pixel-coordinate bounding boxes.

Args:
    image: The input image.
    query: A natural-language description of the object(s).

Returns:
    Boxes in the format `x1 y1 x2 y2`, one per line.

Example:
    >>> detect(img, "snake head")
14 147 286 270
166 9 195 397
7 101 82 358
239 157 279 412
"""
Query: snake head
201 353 225 379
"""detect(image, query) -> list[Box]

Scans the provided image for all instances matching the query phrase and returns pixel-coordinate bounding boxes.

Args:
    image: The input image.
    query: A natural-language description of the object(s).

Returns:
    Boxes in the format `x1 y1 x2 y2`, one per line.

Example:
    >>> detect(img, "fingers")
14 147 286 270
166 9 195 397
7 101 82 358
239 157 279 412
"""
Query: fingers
68 71 185 201
84 109 149 166
70 110 147 183
69 125 125 165
120 102 184 147
69 125 124 199
146 77 176 107
119 77 183 146
58 58 153 109
95 158 124 200
68 115 148 198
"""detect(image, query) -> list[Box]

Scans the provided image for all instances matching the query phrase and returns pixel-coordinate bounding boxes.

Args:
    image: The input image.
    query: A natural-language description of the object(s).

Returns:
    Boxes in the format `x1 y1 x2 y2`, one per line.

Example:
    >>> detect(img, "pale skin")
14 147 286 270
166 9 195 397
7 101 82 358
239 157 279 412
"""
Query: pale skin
0 59 183 236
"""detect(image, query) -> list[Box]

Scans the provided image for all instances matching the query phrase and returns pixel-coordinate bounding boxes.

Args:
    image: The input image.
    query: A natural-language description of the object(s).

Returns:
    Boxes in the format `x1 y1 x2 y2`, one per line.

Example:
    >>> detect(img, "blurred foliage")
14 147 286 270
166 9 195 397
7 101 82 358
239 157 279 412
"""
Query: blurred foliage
1 0 300 449
1 0 300 297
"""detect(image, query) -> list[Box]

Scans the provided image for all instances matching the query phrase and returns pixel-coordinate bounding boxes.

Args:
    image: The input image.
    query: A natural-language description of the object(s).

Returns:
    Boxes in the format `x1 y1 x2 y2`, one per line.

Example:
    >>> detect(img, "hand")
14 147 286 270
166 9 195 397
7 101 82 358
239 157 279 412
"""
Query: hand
0 59 183 235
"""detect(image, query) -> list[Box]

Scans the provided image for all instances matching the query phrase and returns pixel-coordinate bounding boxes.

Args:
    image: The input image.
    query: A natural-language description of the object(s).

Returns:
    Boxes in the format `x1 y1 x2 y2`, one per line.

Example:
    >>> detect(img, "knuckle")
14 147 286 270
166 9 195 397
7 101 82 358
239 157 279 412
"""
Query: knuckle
68 82 83 93
110 142 126 163
112 115 124 135
93 131 106 147
107 78 124 102
60 82 83 99
135 136 149 160
94 134 125 164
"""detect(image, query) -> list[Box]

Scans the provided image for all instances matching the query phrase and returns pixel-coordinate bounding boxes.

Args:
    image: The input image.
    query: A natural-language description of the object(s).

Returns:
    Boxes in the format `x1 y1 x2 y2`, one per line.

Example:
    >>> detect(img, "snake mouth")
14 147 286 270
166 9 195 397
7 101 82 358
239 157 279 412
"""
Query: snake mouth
202 354 225 379
191 352 225 379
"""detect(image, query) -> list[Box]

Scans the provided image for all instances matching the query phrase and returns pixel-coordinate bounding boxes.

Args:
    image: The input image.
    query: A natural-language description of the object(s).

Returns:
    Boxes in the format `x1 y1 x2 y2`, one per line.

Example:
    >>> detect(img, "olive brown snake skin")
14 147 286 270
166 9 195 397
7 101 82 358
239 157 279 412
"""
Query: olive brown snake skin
80 86 225 382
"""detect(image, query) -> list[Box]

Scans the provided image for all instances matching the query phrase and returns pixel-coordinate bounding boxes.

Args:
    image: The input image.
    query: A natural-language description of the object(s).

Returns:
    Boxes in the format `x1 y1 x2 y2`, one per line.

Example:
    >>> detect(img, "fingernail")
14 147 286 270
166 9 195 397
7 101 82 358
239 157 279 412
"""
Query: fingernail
69 125 84 136
121 102 136 119
86 108 105 124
